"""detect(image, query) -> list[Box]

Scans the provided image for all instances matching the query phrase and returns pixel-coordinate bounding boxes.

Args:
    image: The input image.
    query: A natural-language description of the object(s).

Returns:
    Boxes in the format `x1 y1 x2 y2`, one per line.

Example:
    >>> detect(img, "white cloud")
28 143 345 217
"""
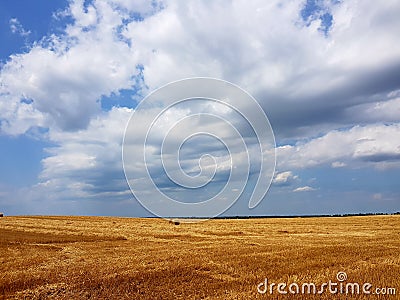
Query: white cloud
38 107 132 200
122 0 316 90
1 0 143 134
36 100 260 206
112 0 400 146
331 161 346 168
273 171 298 186
293 186 316 192
344 96 400 125
0 94 46 135
9 18 31 37
120 0 400 103
278 124 400 170
1 0 400 214
2 0 400 137
112 0 163 16
328 0 400 69
122 95 270 201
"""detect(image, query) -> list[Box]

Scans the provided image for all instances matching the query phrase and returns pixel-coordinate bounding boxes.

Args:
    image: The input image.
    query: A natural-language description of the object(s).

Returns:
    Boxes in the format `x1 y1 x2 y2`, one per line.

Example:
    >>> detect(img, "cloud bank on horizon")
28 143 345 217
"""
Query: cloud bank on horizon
0 0 399 216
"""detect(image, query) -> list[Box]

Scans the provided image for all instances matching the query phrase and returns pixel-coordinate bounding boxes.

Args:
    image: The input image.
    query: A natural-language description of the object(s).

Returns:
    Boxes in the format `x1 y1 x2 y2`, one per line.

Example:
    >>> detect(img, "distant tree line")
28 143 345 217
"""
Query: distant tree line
163 212 400 219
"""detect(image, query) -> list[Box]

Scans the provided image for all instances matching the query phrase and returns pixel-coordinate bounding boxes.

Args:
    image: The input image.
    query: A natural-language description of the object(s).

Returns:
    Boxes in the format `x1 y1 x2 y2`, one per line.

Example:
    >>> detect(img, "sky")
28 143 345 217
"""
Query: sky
0 0 399 217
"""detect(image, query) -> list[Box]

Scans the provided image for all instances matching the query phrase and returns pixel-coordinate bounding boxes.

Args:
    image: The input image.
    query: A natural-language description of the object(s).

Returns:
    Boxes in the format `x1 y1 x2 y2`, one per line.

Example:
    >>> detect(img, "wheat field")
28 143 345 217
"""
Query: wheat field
0 215 399 299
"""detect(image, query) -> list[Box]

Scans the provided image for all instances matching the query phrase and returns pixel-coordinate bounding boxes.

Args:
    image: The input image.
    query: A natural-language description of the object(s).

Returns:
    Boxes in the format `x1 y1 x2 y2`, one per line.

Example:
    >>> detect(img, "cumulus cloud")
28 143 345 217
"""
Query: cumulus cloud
273 171 298 186
38 107 132 201
2 0 400 137
0 0 400 214
1 0 146 134
118 0 400 140
293 186 316 192
277 124 400 170
122 92 274 210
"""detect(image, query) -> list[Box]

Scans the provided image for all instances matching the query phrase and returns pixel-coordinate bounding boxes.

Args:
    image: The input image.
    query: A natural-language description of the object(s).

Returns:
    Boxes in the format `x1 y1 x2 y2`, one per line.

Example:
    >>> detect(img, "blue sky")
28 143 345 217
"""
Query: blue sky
0 0 399 217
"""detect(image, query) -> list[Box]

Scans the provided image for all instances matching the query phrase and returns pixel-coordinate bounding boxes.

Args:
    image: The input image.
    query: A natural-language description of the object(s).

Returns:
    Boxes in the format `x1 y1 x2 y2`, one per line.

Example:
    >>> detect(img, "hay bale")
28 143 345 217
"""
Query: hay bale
168 219 180 225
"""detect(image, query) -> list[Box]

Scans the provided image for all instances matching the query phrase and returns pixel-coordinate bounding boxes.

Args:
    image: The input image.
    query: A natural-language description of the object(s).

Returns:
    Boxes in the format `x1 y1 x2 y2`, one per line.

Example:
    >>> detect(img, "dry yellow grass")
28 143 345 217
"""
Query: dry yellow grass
0 215 399 299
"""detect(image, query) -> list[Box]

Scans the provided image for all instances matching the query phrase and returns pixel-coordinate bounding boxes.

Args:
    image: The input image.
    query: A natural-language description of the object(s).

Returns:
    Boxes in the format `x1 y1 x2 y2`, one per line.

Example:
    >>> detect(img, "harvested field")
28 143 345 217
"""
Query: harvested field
0 215 399 299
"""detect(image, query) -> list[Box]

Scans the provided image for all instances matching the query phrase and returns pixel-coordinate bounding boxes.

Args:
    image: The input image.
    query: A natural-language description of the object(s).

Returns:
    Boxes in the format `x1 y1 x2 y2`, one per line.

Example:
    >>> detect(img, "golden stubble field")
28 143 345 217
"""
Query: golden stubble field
0 215 399 299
